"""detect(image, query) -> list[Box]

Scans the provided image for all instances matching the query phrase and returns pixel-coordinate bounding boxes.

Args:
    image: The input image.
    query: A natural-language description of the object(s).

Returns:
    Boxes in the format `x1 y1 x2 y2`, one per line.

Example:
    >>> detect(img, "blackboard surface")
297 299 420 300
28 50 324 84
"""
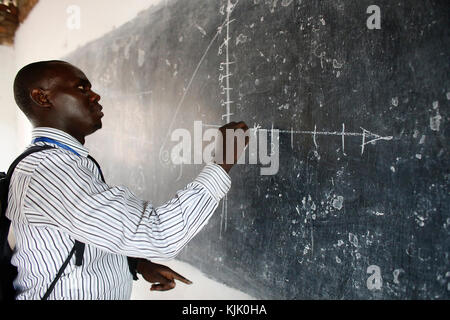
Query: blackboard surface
67 0 449 299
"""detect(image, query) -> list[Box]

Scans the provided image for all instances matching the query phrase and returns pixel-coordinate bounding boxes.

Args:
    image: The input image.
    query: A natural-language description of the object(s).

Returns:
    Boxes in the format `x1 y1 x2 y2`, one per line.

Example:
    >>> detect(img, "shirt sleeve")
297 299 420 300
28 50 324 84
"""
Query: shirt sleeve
24 150 231 260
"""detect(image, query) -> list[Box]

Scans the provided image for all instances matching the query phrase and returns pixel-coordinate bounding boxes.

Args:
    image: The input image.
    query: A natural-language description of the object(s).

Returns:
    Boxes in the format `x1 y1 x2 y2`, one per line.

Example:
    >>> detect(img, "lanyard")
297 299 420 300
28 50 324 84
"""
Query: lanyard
33 137 81 157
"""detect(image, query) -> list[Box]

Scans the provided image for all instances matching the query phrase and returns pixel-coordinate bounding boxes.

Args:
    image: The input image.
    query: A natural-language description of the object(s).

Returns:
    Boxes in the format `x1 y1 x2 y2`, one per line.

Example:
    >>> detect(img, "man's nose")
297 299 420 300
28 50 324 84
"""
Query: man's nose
90 89 101 103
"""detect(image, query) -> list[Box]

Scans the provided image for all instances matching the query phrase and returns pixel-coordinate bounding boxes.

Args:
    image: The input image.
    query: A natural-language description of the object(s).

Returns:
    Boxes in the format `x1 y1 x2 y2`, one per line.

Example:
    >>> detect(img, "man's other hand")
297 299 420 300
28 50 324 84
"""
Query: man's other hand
136 259 192 291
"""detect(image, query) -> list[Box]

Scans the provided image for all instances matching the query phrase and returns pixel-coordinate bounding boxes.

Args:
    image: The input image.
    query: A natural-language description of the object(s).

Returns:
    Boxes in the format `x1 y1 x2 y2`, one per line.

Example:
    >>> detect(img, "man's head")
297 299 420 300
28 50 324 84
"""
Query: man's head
13 60 103 144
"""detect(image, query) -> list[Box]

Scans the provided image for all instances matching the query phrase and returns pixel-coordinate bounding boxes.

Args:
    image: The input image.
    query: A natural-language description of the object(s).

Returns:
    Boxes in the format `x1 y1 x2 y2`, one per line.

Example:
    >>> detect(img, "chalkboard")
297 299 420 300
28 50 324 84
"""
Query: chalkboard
66 0 449 299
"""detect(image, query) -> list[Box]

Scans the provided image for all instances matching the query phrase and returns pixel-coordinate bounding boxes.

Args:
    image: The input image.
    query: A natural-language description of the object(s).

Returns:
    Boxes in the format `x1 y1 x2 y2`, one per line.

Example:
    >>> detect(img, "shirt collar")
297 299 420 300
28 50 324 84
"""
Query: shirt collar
31 127 89 157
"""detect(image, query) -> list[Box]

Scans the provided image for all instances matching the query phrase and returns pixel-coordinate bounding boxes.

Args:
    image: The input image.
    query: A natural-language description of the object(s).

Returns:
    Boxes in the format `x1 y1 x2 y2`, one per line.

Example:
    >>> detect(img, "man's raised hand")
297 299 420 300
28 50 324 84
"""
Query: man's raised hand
214 121 249 173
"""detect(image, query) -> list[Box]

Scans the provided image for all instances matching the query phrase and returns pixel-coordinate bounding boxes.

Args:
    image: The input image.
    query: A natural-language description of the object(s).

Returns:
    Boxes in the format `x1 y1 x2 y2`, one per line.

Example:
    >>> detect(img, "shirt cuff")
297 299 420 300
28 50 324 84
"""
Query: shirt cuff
193 163 231 202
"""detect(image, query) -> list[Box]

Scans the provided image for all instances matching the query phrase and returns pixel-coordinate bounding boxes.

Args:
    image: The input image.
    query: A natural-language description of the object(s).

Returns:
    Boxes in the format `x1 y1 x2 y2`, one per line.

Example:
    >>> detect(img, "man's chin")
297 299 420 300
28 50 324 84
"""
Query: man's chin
88 121 102 135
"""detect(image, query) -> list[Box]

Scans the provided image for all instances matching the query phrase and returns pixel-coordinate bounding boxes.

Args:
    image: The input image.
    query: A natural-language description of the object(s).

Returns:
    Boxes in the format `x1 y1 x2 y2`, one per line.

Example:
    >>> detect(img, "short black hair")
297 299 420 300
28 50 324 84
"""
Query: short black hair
13 60 68 119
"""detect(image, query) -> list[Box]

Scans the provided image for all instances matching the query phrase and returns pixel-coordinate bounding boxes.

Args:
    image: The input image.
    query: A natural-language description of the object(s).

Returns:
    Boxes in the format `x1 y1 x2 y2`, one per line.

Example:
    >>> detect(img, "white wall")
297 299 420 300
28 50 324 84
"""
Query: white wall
4 0 254 300
0 45 17 171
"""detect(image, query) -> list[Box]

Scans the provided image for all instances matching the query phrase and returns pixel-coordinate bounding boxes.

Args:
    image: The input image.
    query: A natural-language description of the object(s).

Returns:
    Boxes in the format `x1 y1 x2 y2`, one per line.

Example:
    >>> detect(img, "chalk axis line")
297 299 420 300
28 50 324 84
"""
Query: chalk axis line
202 123 394 156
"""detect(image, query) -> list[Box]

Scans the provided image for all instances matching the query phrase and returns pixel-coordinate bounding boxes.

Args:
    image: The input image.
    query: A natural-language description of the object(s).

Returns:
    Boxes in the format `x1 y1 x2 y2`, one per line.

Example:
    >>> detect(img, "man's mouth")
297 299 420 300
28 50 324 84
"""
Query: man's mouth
92 104 104 117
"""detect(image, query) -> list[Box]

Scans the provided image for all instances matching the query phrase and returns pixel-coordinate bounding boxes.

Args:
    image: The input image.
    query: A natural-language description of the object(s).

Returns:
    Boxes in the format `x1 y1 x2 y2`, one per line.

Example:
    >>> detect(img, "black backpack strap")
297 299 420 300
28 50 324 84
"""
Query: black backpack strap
1 146 56 247
41 242 78 300
127 257 139 281
74 241 85 266
87 155 105 182
2 145 56 212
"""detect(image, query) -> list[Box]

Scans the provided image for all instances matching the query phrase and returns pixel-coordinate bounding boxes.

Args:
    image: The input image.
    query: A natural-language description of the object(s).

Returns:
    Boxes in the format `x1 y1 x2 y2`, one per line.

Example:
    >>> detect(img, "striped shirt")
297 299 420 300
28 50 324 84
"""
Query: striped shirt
6 127 231 300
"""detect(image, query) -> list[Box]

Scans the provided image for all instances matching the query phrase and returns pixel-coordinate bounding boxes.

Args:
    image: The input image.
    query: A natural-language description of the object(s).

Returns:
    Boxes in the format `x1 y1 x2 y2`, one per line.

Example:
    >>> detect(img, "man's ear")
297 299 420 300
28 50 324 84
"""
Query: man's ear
30 88 52 107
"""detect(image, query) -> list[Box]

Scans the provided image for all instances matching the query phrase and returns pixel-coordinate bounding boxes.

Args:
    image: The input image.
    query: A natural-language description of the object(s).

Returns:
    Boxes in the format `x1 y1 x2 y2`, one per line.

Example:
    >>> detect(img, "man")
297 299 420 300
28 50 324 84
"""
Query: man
7 60 248 299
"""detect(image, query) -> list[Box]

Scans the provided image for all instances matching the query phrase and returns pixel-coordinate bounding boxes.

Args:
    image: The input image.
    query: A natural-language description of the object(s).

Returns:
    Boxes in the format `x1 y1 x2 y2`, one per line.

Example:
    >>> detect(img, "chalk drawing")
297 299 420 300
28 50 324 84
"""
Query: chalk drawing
332 196 344 210
430 111 442 131
393 268 404 284
281 0 293 7
348 233 359 247
391 97 399 107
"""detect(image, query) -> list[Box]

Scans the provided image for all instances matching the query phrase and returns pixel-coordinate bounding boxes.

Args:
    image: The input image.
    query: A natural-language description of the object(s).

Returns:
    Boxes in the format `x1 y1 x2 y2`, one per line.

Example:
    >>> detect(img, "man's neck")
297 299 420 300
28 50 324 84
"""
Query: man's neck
33 123 85 145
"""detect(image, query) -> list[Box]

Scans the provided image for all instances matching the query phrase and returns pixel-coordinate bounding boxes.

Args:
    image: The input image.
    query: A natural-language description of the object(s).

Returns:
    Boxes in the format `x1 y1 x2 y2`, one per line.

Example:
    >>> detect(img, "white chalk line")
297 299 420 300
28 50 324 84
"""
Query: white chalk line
202 123 394 140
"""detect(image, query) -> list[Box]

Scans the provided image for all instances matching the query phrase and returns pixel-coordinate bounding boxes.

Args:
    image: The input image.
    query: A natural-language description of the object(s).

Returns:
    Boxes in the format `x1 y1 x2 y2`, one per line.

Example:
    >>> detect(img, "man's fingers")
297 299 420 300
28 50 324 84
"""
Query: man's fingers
170 270 193 285
222 121 237 129
145 272 167 284
148 269 192 292
150 280 176 291
236 121 249 130
221 121 248 131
